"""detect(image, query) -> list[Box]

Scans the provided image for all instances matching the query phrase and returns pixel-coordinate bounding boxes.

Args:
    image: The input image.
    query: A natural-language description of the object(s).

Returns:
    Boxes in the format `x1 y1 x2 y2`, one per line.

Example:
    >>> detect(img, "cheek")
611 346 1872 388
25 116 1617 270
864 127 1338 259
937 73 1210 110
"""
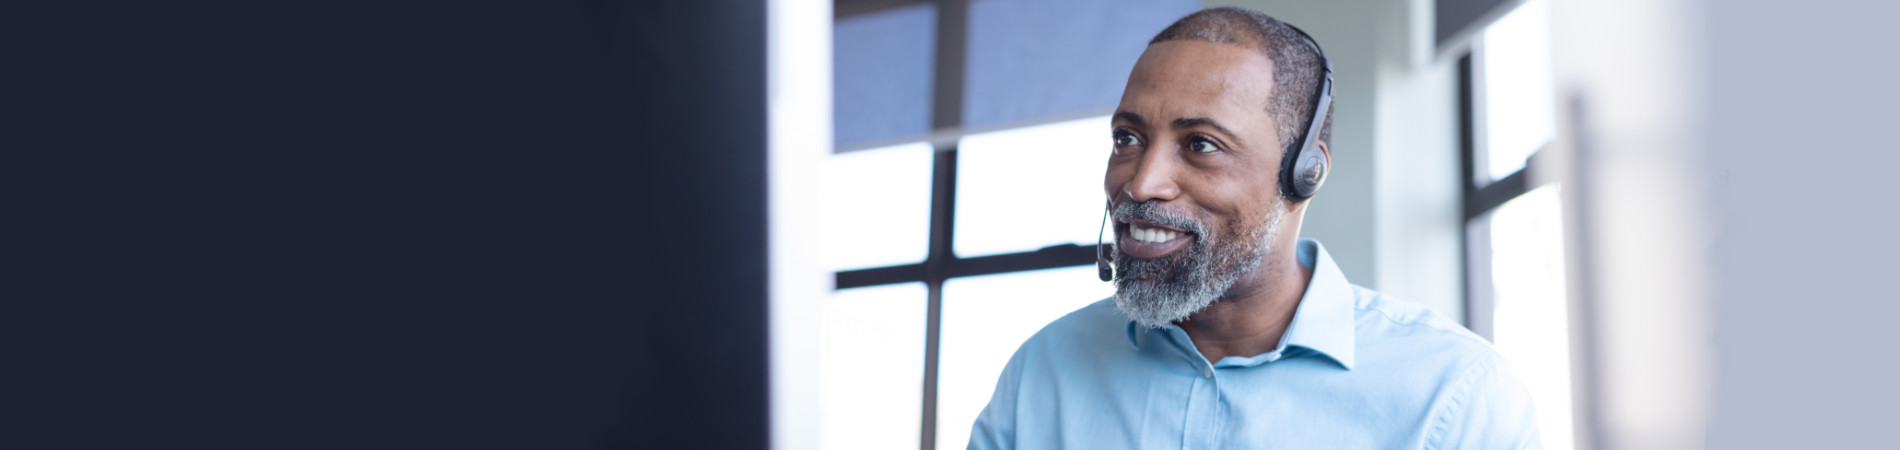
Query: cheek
1190 176 1278 236
1199 160 1275 198
1221 211 1256 240
1104 160 1135 198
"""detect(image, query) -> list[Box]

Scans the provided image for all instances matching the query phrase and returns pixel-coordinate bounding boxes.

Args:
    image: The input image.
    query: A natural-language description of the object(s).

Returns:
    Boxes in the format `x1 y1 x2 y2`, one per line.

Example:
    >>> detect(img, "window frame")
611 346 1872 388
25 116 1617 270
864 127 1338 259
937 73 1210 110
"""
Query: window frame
1457 40 1556 340
831 2 1106 449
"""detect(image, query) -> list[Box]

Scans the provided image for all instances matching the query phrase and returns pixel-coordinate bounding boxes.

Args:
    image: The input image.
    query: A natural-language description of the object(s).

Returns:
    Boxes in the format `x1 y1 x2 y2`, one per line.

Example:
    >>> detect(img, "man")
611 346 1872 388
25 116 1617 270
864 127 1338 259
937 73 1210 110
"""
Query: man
966 7 1541 449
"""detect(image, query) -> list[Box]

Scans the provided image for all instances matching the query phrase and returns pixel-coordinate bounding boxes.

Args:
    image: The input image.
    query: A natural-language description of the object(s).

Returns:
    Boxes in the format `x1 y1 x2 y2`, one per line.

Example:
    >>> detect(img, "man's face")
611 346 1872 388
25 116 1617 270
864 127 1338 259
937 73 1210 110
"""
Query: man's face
1105 40 1291 328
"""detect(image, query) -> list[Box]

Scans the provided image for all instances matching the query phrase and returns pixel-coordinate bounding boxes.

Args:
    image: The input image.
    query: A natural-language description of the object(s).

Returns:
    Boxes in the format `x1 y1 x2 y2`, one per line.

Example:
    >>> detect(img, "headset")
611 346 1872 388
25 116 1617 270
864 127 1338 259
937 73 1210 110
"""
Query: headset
1100 23 1333 282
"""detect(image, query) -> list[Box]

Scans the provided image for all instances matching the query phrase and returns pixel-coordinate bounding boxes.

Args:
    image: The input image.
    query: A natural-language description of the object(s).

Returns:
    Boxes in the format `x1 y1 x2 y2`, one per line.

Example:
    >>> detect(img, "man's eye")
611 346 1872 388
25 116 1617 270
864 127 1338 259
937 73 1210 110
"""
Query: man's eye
1189 138 1219 153
1113 132 1143 147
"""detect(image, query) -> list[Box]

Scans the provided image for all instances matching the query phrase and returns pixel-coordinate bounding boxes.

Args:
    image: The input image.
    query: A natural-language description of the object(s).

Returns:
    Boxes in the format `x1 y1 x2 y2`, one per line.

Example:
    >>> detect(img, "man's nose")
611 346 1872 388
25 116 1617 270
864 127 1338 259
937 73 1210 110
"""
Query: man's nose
1125 147 1181 203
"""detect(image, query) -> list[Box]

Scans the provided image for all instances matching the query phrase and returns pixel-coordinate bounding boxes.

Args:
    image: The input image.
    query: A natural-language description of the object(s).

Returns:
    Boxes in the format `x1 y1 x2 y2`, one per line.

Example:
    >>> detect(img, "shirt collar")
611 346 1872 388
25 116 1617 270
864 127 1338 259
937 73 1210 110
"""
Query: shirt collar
1123 238 1357 370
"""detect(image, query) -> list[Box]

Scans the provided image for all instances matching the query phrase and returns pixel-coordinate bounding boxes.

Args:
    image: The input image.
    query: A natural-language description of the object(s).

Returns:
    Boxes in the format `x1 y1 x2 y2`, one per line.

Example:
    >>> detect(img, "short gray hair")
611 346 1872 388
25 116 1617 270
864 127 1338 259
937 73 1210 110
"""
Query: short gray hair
1149 7 1333 155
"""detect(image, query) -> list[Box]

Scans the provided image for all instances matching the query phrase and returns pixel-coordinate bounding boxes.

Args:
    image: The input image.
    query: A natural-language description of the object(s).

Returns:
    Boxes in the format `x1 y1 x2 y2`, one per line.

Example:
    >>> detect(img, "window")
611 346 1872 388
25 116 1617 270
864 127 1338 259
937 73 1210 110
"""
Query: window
953 116 1113 258
821 142 935 271
1461 0 1574 449
1484 185 1573 450
820 283 928 450
825 2 1196 449
1475 0 1556 183
935 266 1113 450
821 125 1112 450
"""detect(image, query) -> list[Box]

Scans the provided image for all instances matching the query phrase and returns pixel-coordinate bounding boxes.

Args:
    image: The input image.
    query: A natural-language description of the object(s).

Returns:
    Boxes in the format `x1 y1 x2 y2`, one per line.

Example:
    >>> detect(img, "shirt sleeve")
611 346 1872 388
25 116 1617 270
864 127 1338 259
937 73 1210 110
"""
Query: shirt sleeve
1426 356 1544 450
966 349 1024 450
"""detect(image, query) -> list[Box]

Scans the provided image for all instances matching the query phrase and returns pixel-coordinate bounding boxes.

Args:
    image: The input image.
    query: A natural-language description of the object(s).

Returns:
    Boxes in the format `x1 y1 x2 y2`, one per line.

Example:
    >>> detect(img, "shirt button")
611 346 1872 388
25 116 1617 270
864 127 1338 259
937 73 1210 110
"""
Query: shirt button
1203 367 1214 378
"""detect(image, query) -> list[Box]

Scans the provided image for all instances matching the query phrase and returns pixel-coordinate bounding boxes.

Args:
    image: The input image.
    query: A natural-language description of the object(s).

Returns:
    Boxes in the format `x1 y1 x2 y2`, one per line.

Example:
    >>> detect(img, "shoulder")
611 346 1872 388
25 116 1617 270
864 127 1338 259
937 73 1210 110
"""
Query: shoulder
1347 286 1539 436
1347 286 1522 400
1001 297 1131 367
1350 285 1498 363
1345 286 1545 446
1023 297 1126 348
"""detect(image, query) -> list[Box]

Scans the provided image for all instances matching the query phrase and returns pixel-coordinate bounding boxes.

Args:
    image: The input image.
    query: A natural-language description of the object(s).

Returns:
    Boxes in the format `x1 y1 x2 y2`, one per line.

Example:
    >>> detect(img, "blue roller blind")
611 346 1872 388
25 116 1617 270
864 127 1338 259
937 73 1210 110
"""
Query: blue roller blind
961 0 1196 129
834 3 937 149
833 0 1196 150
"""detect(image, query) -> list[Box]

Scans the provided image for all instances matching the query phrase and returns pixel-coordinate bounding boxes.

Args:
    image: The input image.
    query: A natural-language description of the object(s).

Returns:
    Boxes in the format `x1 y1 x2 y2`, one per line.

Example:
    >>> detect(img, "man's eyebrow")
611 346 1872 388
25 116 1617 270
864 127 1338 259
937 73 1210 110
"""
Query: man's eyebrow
1113 111 1147 127
1174 117 1245 145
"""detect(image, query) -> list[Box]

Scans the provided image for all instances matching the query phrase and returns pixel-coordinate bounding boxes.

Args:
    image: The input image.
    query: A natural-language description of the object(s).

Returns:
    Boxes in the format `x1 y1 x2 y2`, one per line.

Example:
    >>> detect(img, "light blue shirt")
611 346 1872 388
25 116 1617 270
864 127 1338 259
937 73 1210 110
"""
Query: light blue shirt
967 239 1541 449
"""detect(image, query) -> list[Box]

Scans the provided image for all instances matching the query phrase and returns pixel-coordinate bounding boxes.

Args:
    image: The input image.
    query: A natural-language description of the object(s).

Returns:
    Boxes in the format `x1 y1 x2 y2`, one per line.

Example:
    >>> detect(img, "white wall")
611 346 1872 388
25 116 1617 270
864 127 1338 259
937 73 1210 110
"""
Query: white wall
1371 0 1466 325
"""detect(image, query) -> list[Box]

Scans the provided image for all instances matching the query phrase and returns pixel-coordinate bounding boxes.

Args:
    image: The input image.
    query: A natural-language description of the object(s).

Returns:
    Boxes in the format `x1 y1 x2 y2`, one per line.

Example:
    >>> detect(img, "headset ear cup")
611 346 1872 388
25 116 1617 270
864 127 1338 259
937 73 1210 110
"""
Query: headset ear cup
1295 148 1327 197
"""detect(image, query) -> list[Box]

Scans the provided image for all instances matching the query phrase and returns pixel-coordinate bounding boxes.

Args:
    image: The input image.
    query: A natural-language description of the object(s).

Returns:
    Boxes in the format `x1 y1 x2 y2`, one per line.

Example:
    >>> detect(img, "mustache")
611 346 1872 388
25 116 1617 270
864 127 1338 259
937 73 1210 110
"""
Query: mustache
1110 201 1206 237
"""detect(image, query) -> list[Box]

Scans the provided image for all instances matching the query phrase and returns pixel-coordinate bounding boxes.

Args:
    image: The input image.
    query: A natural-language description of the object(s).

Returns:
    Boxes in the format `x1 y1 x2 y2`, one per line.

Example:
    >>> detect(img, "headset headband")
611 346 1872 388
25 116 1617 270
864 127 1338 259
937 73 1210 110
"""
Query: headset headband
1278 22 1333 201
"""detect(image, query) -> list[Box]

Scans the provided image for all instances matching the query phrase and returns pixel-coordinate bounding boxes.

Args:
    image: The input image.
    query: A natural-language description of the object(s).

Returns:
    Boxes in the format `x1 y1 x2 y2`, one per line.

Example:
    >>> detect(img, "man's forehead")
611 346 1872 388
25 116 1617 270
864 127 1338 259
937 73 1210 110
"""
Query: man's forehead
1118 40 1276 123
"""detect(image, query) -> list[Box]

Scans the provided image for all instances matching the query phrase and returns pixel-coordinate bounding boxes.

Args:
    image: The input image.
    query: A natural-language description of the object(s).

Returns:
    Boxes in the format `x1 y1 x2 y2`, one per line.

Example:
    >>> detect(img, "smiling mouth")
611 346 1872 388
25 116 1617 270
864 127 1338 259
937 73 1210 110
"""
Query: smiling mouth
1128 222 1186 243
1118 219 1194 258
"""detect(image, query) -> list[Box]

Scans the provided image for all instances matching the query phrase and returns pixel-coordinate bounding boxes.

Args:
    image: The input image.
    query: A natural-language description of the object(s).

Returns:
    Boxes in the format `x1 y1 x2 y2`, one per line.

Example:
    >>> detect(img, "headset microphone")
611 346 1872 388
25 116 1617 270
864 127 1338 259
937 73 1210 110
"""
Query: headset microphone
1097 207 1114 282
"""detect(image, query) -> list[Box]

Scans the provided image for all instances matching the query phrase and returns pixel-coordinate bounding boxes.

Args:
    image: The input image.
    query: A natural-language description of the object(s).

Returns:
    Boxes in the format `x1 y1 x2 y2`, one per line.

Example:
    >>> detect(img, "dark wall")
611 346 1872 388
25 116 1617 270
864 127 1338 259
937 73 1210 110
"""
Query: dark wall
15 1 768 449
1435 0 1517 47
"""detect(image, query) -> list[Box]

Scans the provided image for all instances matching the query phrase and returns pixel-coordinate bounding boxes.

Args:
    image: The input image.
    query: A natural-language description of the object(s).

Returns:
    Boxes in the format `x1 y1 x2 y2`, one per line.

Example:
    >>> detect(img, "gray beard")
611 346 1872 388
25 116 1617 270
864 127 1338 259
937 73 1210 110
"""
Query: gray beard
1111 200 1285 329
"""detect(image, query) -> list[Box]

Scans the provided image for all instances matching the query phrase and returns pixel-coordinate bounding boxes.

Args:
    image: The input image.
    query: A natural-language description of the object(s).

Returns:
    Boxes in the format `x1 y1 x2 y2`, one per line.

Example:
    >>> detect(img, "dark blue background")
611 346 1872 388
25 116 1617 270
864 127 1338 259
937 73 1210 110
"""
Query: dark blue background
12 1 769 448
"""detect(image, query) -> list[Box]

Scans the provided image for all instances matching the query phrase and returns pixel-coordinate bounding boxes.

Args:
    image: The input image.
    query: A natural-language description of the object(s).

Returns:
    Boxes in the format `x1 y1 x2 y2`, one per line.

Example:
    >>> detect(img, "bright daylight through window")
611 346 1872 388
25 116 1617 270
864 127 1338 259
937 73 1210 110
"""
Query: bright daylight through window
955 116 1115 258
1480 0 1556 183
1473 0 1574 449
1485 185 1573 450
818 114 1118 450
936 266 1114 450
820 142 934 271
819 282 928 450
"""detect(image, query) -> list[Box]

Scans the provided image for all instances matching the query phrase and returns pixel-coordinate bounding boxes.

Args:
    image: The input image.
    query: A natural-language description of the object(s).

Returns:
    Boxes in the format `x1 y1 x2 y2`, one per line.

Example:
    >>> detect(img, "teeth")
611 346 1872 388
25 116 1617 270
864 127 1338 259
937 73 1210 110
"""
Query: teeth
1129 225 1181 243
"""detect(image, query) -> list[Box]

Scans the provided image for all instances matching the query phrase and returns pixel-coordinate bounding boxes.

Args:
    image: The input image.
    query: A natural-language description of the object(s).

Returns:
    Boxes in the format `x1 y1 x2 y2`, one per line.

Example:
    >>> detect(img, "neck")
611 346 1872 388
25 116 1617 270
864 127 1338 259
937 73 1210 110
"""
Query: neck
1175 242 1313 364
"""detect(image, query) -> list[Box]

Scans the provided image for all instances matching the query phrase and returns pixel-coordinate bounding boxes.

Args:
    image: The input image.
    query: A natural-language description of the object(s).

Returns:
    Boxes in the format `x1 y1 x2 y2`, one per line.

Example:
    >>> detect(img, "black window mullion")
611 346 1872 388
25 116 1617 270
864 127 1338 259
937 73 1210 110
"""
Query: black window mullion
921 0 966 446
1458 51 1487 336
1458 52 1478 218
1466 166 1529 221
834 244 1099 290
918 145 957 450
1459 44 1542 342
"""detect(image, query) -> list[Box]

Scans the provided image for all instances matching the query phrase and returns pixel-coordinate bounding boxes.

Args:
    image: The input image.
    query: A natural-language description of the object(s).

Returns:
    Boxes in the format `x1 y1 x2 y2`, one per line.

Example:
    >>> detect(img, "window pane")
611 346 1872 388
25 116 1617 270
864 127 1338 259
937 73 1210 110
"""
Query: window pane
834 3 936 150
821 142 935 271
820 283 928 450
935 266 1116 450
1480 0 1555 181
953 115 1113 257
962 0 1195 128
1487 184 1573 450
